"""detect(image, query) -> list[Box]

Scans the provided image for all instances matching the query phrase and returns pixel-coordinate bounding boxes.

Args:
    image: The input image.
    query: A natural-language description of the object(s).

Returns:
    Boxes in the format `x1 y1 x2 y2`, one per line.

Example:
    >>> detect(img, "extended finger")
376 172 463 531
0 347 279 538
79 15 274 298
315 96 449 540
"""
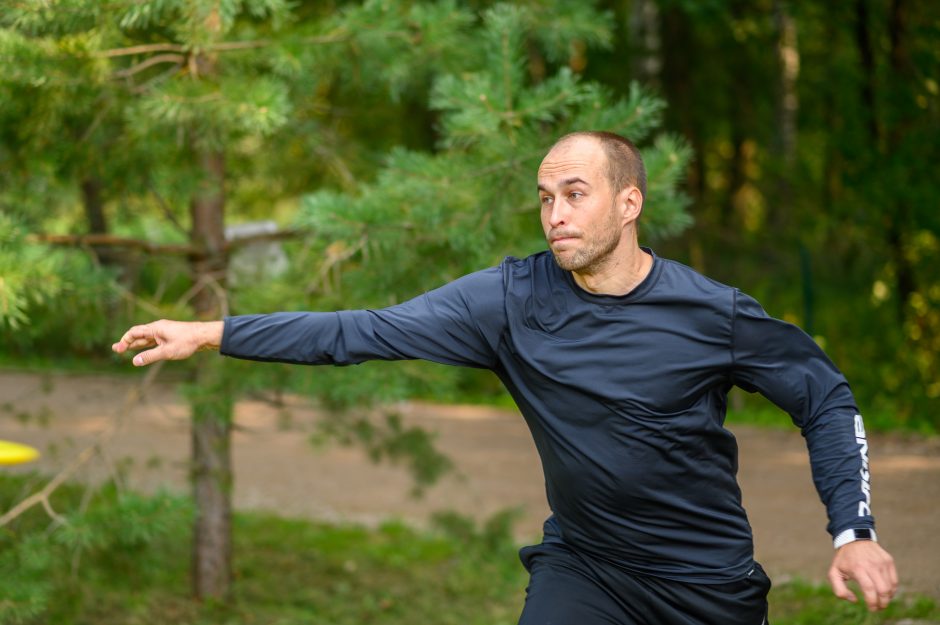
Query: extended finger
828 569 857 604
887 558 899 591
132 346 167 367
113 338 152 353
873 567 897 609
115 326 157 352
855 573 881 612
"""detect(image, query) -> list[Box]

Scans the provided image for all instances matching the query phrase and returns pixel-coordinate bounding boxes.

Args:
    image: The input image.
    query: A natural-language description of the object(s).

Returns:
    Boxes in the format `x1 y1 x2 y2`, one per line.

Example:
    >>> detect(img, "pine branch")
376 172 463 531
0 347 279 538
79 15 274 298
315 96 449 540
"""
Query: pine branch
500 28 514 120
29 233 197 256
173 270 229 315
79 97 113 143
130 63 181 94
28 229 309 257
209 39 272 52
0 444 96 528
98 32 350 59
0 362 165 528
113 53 185 78
147 184 189 237
99 43 185 58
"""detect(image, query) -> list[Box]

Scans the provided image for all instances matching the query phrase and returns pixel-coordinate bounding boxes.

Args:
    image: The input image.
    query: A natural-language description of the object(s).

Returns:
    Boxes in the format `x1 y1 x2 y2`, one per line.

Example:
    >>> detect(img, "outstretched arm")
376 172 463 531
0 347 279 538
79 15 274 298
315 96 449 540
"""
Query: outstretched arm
112 320 223 366
113 264 507 370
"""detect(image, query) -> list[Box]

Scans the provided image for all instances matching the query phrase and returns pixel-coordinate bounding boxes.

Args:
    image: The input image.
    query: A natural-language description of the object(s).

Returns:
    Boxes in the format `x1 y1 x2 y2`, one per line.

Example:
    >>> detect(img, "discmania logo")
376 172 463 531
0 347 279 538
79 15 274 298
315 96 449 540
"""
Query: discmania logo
855 414 872 517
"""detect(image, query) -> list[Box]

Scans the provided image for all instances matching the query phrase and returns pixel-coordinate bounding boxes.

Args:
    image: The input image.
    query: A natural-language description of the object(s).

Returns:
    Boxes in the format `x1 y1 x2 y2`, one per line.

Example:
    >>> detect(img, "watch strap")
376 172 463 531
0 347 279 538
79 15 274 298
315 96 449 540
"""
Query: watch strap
833 528 877 549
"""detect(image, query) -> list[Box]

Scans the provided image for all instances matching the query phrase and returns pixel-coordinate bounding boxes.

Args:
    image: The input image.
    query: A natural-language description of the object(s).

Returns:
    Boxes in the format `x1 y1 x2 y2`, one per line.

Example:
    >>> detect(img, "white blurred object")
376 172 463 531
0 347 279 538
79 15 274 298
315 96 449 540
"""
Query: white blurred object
225 221 289 287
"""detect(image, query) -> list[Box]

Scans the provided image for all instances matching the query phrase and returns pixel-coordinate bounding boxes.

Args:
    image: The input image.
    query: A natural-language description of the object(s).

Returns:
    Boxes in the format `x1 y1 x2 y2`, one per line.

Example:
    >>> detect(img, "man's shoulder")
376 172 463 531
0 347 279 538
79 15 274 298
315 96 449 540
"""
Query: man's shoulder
655 254 739 297
438 253 549 298
492 250 749 306
499 250 553 270
647 254 747 318
496 251 564 288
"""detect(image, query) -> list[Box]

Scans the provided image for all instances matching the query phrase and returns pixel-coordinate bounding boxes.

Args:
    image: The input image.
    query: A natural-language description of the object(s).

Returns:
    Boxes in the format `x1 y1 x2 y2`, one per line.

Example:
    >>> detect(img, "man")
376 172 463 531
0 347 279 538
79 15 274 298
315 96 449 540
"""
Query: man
114 131 897 624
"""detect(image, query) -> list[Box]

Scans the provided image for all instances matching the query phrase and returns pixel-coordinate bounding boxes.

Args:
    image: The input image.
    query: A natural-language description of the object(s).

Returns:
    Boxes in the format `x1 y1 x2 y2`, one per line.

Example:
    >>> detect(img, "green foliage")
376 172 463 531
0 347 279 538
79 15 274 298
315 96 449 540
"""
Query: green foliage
271 2 693 423
181 355 235 426
1 0 689 386
1 475 938 624
0 476 192 624
768 577 940 625
298 3 690 302
0 216 117 352
431 507 523 555
521 0 613 64
596 0 940 430
4 0 933 434
0 533 53 625
312 411 455 495
0 216 65 330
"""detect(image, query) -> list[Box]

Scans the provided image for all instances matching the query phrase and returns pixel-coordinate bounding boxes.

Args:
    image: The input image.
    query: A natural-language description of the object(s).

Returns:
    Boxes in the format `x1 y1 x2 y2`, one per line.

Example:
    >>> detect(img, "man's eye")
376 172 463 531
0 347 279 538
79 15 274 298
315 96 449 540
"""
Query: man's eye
569 192 583 200
541 196 553 205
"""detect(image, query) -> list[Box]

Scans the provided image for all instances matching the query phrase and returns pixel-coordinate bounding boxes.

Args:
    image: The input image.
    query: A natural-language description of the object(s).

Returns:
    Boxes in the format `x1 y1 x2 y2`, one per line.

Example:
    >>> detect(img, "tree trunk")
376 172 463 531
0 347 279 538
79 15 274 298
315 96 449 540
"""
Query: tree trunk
725 1 754 233
772 0 799 231
81 177 107 234
659 5 706 271
629 0 661 87
80 176 119 267
185 0 234 598
822 4 842 217
886 0 915 319
854 0 879 144
189 146 232 601
189 355 233 601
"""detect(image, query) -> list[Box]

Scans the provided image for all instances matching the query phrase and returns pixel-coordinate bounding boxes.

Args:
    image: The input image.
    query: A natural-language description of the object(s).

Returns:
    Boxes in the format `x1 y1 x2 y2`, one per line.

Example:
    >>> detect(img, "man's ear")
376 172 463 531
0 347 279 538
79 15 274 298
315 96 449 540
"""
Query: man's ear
619 186 644 225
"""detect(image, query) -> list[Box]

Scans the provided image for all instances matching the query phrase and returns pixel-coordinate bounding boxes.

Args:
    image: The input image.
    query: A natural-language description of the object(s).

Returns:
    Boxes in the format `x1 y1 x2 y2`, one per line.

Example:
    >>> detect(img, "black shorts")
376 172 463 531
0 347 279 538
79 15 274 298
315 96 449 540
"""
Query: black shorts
517 541 771 625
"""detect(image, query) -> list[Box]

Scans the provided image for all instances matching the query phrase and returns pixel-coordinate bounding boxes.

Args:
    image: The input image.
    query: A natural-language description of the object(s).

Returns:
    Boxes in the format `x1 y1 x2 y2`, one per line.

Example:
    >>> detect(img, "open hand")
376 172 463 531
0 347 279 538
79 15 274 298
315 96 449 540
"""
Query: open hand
112 320 223 366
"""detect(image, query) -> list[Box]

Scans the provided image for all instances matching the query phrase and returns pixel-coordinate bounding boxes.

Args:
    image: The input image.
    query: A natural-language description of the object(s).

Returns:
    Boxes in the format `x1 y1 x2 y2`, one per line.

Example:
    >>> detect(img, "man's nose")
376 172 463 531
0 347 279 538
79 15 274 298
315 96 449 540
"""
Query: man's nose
549 200 569 228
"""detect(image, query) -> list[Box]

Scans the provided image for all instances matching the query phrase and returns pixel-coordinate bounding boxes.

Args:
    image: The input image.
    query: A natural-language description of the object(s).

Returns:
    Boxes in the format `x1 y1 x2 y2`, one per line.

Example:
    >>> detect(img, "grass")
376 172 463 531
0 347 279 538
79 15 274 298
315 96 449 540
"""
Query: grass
769 578 940 624
724 396 934 436
1 474 938 625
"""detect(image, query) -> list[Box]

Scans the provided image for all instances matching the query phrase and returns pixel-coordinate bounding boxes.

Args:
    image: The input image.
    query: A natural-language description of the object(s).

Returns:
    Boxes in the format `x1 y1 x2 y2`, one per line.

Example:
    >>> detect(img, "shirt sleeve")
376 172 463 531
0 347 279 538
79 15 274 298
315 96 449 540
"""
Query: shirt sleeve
219 266 506 370
730 289 875 538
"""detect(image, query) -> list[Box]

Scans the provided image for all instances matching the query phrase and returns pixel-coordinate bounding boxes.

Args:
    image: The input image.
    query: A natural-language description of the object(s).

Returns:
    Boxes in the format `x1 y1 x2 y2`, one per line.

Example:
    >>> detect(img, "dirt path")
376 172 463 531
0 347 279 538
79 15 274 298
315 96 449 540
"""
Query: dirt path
2 370 938 598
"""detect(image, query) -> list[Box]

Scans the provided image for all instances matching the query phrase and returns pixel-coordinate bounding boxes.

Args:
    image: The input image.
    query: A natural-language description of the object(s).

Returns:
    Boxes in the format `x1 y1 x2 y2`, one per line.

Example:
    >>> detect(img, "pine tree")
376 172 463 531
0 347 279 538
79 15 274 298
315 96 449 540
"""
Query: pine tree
289 4 691 414
0 0 691 613
2 0 480 601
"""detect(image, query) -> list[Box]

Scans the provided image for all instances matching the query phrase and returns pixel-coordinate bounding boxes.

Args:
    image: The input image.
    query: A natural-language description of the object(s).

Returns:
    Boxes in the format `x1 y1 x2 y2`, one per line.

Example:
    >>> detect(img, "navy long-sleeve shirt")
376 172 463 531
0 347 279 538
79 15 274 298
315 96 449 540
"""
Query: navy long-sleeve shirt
220 249 875 582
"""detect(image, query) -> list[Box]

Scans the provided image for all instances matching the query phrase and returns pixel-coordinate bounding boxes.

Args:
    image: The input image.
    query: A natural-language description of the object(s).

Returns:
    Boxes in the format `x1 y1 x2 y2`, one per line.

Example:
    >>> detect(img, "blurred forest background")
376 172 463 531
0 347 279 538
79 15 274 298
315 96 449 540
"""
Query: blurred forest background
1 0 939 621
2 0 938 427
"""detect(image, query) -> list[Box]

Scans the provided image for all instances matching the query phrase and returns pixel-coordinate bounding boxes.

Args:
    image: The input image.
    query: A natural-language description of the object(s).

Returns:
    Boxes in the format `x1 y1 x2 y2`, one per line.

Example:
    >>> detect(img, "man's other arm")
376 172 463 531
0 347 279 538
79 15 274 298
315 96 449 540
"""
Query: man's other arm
113 267 506 370
729 290 897 611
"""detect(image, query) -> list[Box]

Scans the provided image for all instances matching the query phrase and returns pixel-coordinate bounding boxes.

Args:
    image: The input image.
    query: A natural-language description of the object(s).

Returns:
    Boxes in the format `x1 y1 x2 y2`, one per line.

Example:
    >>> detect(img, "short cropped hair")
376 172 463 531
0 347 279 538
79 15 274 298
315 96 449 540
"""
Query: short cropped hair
553 131 647 199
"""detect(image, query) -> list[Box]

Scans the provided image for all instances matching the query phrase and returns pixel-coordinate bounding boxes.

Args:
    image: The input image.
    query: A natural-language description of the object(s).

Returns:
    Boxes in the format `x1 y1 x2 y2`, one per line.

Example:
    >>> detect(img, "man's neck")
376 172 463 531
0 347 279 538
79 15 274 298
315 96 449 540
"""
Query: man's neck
571 244 653 297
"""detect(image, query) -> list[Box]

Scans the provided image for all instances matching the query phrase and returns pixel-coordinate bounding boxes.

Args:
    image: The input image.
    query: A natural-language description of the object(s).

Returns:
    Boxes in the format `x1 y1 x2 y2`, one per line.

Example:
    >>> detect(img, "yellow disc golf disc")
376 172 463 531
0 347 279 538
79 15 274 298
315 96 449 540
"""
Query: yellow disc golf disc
0 440 40 465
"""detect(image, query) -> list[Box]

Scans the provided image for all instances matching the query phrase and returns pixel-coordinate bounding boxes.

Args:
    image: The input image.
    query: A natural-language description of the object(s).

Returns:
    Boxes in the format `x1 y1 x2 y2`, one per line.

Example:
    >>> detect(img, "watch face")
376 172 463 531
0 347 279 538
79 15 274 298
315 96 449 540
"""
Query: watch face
855 529 873 540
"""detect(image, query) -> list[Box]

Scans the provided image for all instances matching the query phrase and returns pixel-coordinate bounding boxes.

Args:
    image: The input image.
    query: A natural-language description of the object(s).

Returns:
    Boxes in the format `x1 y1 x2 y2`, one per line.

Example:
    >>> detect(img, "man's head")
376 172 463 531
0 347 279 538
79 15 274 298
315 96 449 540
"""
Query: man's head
556 131 647 199
537 132 645 274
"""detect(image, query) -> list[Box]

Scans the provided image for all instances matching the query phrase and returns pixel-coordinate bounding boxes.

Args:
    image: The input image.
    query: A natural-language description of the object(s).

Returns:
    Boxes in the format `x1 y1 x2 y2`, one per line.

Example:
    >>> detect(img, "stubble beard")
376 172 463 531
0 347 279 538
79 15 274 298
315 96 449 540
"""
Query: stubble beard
550 204 622 274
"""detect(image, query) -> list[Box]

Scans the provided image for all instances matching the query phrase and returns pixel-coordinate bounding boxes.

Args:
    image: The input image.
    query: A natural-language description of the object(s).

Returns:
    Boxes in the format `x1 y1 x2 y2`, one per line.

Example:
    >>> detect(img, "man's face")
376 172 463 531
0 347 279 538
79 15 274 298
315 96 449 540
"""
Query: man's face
537 137 623 273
